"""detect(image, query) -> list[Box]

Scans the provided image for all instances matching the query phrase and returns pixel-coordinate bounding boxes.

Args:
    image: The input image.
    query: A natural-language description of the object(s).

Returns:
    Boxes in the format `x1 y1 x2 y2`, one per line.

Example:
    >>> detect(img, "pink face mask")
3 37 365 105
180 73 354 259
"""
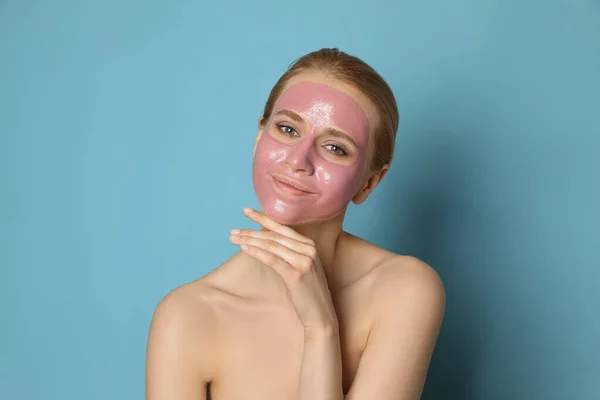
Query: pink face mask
252 81 370 225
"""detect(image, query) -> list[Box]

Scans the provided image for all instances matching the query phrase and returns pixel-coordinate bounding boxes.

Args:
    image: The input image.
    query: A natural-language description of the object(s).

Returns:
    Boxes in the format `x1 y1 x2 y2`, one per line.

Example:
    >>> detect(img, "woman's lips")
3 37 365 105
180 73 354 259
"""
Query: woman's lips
270 175 316 198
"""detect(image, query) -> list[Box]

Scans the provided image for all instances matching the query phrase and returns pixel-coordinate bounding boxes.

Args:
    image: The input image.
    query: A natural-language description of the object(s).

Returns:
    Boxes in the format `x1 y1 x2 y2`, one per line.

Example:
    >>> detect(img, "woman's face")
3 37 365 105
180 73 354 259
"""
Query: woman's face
252 74 376 225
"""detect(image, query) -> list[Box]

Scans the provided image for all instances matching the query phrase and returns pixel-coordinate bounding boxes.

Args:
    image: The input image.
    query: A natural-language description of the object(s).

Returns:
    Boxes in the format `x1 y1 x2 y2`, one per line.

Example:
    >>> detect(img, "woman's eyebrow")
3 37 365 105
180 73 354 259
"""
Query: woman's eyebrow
321 127 358 148
275 109 305 123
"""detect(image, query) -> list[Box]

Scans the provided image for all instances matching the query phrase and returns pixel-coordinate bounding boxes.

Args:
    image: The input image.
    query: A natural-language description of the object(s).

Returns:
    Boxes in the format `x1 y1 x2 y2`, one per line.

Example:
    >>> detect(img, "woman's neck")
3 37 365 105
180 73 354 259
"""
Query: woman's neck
287 209 347 276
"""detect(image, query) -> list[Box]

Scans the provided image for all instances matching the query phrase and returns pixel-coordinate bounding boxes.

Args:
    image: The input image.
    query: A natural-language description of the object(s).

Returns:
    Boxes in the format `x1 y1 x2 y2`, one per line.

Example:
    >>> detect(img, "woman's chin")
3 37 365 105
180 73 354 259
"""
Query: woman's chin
256 196 347 227
262 208 344 228
262 209 306 226
258 208 312 227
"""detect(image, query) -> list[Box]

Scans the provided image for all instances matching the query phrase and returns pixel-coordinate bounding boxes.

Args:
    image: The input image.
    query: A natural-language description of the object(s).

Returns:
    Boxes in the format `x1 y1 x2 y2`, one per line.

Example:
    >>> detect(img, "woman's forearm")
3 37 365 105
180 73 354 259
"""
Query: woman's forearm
298 328 344 400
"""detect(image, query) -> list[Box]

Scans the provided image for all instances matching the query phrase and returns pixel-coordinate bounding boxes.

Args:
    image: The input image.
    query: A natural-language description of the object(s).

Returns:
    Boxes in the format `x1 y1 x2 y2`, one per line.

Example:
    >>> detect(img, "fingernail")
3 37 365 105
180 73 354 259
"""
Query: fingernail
230 229 240 234
243 207 253 214
229 235 239 240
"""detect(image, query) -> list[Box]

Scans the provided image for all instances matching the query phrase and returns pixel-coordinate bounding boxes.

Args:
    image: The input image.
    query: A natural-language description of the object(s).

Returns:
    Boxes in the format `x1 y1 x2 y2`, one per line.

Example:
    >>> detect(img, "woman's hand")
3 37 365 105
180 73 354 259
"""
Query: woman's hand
229 207 339 334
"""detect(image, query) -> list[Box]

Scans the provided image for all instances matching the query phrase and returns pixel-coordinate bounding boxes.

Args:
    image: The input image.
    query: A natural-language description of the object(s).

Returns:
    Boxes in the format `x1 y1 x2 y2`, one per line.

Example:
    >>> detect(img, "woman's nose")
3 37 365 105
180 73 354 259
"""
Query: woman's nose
285 139 316 175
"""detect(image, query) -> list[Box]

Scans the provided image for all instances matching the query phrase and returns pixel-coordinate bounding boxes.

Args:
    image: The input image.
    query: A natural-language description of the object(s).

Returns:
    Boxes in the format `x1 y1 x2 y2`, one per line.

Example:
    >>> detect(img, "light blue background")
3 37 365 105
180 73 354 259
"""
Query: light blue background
1 1 599 399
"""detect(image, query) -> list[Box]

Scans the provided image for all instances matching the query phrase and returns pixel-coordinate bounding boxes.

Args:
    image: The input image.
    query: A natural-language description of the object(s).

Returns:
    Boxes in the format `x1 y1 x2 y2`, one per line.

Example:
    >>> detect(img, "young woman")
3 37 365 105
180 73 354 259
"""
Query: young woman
146 48 445 400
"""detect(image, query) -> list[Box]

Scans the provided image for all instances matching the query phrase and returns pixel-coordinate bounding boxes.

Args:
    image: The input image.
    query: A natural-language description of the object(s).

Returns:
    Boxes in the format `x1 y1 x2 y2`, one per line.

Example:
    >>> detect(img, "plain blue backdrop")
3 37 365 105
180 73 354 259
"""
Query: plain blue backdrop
1 0 599 399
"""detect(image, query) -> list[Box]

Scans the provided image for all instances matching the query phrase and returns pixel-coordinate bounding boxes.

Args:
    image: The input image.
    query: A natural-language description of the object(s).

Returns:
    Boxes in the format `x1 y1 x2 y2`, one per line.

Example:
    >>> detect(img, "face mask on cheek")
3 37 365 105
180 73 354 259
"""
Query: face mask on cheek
251 81 370 225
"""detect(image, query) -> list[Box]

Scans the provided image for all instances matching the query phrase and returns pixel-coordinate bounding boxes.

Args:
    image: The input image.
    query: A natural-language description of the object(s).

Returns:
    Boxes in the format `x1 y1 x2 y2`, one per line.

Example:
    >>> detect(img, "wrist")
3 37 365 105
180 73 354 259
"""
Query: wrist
304 322 340 340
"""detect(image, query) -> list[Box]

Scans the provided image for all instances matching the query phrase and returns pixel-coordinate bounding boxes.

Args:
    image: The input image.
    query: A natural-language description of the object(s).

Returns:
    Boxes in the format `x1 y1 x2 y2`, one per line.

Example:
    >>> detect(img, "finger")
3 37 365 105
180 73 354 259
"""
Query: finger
238 244 297 280
231 229 315 258
243 208 312 244
232 235 313 274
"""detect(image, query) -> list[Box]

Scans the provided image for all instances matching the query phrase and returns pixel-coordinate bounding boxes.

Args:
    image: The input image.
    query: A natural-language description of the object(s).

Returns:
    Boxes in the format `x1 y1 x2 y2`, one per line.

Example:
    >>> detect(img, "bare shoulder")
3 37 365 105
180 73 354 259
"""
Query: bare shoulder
150 256 244 319
369 253 446 324
344 232 444 293
146 279 221 398
343 232 445 325
150 279 218 332
379 254 444 298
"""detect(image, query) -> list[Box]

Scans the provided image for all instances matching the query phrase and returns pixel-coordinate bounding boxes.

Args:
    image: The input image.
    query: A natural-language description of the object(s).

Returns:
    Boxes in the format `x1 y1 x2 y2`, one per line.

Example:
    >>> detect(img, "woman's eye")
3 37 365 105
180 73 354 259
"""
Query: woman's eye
324 144 347 156
277 124 298 137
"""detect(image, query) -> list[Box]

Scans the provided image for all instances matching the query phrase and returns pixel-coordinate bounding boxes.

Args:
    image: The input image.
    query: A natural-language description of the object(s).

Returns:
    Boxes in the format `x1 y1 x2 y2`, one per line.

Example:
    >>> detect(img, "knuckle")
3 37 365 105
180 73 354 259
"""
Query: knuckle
297 256 313 273
264 251 278 264
289 270 305 283
266 232 278 241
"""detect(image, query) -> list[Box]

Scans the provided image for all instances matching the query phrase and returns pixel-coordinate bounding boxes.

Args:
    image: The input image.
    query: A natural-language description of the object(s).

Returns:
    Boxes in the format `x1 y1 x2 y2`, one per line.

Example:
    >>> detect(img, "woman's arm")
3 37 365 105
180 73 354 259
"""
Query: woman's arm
298 327 345 400
230 208 345 399
345 257 445 400
145 287 215 400
294 257 444 400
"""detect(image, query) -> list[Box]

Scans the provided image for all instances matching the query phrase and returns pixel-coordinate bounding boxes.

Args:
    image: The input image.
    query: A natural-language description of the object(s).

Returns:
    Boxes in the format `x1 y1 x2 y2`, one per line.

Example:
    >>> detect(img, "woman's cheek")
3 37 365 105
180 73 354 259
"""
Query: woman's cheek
317 163 364 201
257 133 288 166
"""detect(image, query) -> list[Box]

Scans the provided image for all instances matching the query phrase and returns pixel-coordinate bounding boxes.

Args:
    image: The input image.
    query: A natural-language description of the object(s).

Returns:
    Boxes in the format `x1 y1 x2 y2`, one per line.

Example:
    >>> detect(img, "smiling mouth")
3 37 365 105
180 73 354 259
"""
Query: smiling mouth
270 175 316 198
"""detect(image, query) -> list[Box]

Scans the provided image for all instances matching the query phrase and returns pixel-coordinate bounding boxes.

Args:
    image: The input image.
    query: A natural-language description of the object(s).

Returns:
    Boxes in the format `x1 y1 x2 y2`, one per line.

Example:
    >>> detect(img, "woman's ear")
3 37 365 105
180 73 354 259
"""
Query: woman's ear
351 164 389 205
254 116 265 158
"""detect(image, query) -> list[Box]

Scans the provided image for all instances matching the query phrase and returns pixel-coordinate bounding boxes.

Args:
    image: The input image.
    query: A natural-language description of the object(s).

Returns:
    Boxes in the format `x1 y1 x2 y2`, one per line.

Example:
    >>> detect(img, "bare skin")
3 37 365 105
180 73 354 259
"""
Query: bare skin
146 72 445 400
146 232 444 399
